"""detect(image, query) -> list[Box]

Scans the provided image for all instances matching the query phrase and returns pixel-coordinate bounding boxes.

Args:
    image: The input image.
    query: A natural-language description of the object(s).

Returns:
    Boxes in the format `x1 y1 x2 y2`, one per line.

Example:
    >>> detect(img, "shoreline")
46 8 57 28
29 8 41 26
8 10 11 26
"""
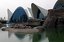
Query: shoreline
1 28 44 34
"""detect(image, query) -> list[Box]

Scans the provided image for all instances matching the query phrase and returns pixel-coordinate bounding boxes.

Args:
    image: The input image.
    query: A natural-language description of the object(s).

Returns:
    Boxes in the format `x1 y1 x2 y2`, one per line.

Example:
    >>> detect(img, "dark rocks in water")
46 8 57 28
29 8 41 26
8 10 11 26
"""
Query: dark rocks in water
47 2 64 41
10 23 32 29
43 9 64 29
34 26 45 32
9 7 28 23
57 17 64 25
56 17 64 31
43 9 64 41
27 19 44 27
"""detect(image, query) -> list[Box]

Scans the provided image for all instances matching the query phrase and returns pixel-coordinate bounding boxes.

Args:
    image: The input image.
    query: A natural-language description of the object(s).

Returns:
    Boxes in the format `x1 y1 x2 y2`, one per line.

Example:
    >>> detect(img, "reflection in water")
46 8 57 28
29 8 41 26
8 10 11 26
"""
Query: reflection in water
14 32 33 42
33 33 42 42
13 31 49 42
33 32 46 42
14 32 25 40
0 30 49 42
46 27 64 42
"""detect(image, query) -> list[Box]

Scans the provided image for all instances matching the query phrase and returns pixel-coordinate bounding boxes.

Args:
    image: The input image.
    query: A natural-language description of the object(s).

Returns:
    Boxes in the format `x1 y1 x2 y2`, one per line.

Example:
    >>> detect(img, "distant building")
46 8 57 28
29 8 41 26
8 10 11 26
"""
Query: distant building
9 7 28 23
7 9 12 21
31 3 48 20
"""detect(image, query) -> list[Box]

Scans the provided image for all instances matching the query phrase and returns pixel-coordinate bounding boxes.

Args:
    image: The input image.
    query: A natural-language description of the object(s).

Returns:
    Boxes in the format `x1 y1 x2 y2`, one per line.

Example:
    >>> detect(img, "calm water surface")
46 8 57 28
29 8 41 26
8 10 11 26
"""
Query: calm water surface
0 30 49 42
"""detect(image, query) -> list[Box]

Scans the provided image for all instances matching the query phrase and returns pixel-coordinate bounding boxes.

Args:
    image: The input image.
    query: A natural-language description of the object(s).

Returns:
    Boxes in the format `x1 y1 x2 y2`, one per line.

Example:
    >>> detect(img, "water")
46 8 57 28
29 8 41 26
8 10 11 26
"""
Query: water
0 30 49 42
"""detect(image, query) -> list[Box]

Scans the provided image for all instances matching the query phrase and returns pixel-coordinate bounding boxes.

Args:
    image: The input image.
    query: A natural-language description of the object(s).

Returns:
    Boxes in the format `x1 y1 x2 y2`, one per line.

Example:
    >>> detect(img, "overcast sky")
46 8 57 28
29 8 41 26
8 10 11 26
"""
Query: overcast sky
0 0 57 20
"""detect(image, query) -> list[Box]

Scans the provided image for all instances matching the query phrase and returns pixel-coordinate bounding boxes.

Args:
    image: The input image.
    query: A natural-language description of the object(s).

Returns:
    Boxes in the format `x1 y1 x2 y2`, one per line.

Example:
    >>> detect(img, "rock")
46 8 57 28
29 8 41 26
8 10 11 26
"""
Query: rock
43 9 64 28
11 23 32 29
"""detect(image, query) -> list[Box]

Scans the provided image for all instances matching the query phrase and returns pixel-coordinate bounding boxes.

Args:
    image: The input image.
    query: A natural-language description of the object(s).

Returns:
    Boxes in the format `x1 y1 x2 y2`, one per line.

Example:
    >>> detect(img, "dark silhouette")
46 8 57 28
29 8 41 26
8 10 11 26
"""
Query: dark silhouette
44 9 64 42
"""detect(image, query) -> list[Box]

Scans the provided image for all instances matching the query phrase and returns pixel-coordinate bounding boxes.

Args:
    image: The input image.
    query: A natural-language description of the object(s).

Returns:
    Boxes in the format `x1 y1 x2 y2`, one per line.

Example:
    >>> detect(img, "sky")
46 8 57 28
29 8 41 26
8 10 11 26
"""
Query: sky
0 0 57 20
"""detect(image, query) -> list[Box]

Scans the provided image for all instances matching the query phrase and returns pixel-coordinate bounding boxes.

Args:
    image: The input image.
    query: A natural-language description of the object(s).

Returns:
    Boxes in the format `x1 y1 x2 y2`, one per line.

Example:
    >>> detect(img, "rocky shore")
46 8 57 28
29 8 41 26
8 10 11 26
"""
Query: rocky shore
1 23 45 33
1 27 45 34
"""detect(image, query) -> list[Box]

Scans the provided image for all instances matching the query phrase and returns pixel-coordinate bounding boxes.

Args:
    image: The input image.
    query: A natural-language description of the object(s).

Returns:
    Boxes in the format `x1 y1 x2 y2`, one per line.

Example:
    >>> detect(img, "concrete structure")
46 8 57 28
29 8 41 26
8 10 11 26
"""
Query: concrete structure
31 3 48 20
9 7 28 23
